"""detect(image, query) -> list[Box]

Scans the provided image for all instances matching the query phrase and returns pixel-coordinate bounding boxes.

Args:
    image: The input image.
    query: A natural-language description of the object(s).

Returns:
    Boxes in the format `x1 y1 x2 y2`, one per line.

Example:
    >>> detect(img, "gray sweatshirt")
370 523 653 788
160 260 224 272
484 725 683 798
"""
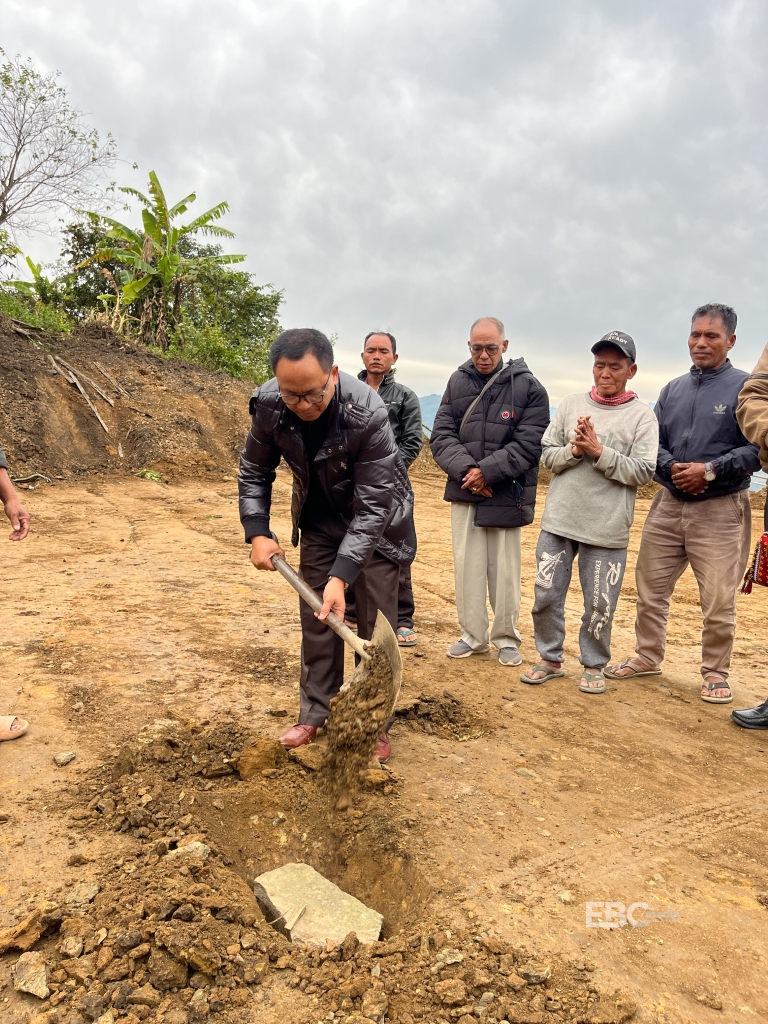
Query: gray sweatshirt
540 393 659 548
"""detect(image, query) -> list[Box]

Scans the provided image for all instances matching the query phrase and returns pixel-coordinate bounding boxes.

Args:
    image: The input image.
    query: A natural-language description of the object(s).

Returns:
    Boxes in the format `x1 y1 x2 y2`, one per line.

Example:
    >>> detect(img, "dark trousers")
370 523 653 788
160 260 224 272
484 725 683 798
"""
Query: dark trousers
344 562 415 630
298 527 400 726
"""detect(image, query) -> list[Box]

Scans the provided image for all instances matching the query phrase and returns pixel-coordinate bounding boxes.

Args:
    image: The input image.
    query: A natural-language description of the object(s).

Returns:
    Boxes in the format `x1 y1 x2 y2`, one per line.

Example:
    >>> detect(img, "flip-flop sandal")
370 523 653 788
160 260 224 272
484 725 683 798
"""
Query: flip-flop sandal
701 678 732 704
579 670 606 694
397 628 418 647
520 662 565 685
604 658 662 680
0 716 29 742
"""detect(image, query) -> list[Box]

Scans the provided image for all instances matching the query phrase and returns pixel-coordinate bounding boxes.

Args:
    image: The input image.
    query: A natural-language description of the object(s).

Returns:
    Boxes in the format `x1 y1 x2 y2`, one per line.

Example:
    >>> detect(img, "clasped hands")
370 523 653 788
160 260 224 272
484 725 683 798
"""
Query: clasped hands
249 534 346 620
461 466 493 497
570 415 603 459
671 462 708 495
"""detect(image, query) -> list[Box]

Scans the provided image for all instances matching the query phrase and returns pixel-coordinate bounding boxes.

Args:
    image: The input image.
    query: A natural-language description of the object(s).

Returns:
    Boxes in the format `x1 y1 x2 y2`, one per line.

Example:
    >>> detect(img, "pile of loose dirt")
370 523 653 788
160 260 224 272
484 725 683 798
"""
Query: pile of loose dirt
0 317 253 482
5 720 639 1023
394 691 485 741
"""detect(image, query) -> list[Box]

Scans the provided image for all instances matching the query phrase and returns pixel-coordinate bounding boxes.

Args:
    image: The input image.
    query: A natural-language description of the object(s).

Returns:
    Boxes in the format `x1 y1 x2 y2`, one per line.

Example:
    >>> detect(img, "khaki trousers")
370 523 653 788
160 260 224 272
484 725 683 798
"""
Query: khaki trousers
634 488 753 679
451 502 522 651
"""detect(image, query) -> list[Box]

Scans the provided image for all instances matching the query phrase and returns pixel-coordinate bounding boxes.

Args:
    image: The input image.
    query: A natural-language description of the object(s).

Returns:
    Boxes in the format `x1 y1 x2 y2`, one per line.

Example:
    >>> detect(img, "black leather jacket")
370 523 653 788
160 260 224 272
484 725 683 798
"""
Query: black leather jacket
239 371 416 584
356 370 423 467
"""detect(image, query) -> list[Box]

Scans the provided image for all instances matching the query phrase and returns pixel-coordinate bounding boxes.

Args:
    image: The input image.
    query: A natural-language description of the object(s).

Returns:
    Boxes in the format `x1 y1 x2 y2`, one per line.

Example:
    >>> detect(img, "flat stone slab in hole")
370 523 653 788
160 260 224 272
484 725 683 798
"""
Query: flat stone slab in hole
12 951 49 998
253 862 382 947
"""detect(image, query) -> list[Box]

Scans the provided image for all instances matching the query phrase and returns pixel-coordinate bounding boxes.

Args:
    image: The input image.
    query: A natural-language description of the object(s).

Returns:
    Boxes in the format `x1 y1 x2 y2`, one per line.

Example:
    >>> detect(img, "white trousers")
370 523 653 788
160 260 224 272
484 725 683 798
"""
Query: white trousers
450 502 523 651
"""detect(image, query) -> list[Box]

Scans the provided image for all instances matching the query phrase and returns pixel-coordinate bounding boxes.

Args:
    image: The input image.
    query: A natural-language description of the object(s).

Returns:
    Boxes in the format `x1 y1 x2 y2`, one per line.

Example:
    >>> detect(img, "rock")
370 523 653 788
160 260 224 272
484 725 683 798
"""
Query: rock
189 971 210 989
54 751 77 767
695 992 724 1011
163 1011 189 1024
188 988 209 1020
506 1011 544 1024
73 989 105 1019
362 769 389 788
516 767 539 779
98 955 130 982
253 862 382 946
148 947 188 990
60 935 85 958
239 930 258 950
361 987 389 1019
62 953 98 982
127 983 162 1008
172 904 196 922
96 1012 116 1024
112 745 135 781
480 936 508 954
12 951 50 998
96 946 114 971
288 744 324 771
0 907 46 954
66 882 100 905
235 738 282 778
115 929 142 950
434 978 467 1006
556 890 572 904
436 947 463 966
166 841 210 863
519 963 551 984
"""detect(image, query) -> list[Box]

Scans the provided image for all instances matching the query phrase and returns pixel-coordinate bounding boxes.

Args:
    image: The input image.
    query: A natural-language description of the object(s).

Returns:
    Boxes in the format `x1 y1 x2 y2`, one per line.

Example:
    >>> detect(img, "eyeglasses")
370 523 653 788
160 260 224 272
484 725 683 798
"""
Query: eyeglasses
279 370 333 407
469 344 501 355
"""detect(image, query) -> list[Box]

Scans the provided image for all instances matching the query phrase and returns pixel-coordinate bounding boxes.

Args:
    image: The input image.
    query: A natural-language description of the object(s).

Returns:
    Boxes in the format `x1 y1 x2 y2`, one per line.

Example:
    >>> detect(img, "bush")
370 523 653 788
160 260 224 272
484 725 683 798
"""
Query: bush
0 287 73 332
165 320 273 381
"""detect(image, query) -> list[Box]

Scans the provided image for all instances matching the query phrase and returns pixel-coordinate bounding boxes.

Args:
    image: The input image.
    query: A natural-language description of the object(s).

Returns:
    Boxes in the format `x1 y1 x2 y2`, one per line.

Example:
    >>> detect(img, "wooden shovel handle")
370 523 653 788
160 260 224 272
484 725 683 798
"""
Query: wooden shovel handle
271 554 371 661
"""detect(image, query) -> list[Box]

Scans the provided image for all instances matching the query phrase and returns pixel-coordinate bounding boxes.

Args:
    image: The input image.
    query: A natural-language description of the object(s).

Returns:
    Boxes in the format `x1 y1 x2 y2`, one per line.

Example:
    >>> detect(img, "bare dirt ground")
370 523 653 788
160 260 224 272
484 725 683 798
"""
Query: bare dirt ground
2 466 768 1024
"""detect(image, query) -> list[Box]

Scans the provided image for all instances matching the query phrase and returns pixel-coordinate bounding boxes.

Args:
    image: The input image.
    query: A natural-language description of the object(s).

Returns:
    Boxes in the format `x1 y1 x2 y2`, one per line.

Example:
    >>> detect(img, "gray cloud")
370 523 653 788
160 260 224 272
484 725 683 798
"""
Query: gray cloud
3 0 768 398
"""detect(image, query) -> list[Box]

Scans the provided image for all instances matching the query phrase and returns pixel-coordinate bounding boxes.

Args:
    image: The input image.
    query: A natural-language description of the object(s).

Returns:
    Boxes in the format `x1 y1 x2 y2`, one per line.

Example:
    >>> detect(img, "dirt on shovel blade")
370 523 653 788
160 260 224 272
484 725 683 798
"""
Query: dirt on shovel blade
320 644 395 808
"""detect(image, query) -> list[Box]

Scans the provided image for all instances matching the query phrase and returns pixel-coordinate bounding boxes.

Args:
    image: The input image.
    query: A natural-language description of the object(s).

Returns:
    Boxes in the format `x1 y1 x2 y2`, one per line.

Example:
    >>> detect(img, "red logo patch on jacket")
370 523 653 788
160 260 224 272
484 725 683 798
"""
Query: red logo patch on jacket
501 410 512 419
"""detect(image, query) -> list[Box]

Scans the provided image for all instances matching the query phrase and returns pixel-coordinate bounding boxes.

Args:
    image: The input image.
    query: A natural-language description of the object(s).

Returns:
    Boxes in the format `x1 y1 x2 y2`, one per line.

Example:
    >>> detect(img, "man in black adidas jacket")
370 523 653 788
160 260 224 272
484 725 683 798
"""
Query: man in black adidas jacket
431 317 549 666
239 329 416 761
608 303 760 704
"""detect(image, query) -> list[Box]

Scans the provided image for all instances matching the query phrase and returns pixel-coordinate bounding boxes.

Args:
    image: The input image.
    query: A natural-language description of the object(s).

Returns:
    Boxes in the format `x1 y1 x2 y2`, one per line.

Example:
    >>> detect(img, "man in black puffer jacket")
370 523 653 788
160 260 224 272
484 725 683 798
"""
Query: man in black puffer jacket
239 329 416 761
431 317 549 666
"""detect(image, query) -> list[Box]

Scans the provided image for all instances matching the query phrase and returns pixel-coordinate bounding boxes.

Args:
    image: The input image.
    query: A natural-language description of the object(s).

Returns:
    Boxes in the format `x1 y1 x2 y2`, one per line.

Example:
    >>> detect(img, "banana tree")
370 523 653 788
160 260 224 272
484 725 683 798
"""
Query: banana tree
7 255 64 305
81 170 244 348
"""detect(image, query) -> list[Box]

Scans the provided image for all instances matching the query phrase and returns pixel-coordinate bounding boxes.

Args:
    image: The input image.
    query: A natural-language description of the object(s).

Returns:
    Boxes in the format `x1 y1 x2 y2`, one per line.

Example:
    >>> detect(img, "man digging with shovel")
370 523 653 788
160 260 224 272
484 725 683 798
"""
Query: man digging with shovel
239 329 416 763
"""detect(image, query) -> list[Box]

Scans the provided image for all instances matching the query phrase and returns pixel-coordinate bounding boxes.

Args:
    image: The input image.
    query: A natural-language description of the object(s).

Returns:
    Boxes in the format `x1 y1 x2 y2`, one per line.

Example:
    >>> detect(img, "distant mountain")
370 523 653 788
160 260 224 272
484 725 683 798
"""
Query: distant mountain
418 394 442 430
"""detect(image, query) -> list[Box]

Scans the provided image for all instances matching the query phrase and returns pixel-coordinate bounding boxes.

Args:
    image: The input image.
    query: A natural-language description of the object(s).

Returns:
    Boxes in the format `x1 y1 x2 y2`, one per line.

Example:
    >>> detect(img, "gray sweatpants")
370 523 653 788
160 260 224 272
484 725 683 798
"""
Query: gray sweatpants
531 530 627 670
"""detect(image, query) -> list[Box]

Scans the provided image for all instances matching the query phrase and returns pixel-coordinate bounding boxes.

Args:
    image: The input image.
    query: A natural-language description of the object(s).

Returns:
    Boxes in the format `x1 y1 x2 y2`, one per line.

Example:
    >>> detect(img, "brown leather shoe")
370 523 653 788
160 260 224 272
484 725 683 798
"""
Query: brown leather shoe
278 724 318 749
374 733 391 763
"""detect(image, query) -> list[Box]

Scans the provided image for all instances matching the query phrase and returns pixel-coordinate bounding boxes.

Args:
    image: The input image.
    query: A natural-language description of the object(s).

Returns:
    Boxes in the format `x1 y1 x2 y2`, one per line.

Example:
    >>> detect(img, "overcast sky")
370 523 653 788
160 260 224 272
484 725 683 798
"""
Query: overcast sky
3 0 768 400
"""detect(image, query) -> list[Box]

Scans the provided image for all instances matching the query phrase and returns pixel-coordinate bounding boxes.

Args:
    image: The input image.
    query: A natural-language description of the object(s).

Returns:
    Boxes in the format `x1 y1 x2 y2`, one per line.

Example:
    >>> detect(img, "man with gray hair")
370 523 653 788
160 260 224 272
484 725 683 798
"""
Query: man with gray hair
431 317 549 665
608 304 760 703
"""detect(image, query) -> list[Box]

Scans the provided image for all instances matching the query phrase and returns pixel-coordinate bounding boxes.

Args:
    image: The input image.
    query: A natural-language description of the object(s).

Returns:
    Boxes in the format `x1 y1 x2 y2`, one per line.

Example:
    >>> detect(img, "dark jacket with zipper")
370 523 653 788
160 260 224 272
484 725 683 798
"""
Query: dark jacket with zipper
430 357 550 528
654 360 760 501
238 371 416 585
357 369 423 467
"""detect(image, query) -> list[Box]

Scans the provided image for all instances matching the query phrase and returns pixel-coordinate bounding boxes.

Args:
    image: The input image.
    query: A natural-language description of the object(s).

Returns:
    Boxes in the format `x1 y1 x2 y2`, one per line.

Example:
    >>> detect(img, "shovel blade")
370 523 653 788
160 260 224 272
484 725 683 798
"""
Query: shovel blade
338 609 402 716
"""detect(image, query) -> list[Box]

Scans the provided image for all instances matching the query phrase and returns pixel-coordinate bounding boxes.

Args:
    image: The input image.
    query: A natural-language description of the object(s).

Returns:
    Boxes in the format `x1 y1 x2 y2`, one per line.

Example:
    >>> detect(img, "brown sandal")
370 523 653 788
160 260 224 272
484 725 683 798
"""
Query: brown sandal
701 676 732 704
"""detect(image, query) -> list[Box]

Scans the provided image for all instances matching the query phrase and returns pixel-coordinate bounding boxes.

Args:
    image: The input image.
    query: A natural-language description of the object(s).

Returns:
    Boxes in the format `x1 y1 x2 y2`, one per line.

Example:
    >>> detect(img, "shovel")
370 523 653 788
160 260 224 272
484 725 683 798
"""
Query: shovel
270 553 402 714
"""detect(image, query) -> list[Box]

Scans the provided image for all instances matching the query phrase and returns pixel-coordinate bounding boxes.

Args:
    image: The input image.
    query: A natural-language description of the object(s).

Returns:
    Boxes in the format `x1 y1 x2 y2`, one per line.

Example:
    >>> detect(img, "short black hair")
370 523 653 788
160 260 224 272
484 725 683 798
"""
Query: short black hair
364 330 397 355
691 303 737 336
269 329 334 373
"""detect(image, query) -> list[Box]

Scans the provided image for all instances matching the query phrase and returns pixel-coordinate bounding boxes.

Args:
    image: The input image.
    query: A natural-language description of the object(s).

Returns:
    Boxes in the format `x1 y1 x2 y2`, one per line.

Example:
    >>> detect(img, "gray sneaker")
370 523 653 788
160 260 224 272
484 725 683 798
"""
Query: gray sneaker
447 639 490 658
498 646 523 667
